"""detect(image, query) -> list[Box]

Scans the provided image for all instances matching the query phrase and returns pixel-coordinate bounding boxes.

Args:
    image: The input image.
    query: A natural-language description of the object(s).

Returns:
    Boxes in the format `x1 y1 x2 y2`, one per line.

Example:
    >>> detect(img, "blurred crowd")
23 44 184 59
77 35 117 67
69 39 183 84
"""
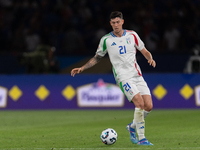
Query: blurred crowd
0 0 200 56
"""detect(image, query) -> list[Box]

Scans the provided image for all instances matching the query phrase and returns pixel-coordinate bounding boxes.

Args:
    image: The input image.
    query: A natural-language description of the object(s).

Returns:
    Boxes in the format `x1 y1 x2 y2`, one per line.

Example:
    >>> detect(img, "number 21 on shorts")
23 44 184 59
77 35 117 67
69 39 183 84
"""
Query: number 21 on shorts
123 82 131 92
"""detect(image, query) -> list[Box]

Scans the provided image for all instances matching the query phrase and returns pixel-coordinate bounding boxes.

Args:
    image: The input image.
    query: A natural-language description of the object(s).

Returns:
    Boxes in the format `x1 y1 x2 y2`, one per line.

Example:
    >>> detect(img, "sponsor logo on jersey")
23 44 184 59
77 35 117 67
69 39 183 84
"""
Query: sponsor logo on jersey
111 42 116 46
126 37 131 44
77 79 124 107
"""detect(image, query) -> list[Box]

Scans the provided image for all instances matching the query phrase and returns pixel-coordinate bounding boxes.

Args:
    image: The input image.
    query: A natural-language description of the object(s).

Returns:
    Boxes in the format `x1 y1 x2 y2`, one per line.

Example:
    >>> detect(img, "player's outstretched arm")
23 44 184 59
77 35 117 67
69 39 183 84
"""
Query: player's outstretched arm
140 47 156 68
71 54 102 77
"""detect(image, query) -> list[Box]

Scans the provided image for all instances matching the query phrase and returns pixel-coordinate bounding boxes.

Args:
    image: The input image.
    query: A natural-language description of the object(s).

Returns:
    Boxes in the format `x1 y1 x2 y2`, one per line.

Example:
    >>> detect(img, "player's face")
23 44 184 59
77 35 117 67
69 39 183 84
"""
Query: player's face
110 17 124 34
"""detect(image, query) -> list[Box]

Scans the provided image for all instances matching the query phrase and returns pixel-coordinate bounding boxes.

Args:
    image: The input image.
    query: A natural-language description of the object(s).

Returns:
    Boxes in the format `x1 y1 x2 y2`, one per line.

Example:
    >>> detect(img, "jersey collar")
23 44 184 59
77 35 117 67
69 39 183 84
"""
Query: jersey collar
111 29 126 37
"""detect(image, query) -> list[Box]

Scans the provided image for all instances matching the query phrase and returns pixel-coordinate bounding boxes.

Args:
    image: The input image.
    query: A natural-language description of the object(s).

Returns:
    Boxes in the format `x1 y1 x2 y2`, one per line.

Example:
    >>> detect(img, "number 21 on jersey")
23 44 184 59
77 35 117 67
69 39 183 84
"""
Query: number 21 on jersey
119 45 126 54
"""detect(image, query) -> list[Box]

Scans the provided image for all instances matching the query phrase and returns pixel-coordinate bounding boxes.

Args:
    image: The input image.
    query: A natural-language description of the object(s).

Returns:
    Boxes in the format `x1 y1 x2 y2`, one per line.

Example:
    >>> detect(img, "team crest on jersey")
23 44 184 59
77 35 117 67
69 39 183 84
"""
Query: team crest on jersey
126 37 131 44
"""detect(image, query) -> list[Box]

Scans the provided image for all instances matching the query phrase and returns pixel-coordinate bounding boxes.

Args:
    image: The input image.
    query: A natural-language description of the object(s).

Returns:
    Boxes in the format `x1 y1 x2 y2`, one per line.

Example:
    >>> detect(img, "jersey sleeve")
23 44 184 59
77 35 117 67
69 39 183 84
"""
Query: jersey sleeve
132 31 144 51
96 36 108 57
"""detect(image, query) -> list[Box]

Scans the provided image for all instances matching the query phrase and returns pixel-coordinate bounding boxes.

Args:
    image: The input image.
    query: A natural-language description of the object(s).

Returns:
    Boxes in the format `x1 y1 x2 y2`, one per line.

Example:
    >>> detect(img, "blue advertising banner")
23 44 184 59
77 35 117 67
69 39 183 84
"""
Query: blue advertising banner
0 74 200 109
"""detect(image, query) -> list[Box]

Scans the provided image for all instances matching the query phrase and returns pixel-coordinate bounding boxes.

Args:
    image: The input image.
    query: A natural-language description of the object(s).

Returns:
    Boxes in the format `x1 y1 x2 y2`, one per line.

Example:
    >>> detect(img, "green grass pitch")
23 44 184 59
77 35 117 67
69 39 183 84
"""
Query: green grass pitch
0 109 199 150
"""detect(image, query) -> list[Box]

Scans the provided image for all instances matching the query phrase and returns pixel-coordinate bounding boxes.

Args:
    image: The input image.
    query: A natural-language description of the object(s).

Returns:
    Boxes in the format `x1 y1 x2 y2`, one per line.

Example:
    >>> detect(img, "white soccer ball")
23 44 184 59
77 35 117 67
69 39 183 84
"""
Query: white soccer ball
100 128 117 145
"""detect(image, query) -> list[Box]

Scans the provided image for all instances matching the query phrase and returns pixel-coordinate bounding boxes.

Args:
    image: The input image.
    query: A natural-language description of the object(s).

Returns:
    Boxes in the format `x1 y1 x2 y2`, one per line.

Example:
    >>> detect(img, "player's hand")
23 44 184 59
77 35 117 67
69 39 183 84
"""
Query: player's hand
148 59 156 68
71 67 83 77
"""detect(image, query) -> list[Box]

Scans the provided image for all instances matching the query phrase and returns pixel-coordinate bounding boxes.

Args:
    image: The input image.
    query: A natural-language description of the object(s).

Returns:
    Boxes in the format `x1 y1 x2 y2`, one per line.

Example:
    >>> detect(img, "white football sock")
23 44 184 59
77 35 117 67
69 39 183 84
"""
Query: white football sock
131 110 151 129
144 110 151 118
133 108 145 140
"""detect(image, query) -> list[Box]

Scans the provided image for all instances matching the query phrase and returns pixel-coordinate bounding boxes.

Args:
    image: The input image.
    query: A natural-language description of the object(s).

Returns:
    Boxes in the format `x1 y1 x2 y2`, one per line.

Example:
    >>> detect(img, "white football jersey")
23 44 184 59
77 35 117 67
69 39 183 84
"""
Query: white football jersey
96 29 144 82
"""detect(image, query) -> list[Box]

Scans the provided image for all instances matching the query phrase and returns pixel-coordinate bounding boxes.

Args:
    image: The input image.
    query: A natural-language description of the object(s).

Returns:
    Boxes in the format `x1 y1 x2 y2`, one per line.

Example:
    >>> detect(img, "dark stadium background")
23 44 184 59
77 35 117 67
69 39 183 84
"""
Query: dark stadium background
0 0 200 74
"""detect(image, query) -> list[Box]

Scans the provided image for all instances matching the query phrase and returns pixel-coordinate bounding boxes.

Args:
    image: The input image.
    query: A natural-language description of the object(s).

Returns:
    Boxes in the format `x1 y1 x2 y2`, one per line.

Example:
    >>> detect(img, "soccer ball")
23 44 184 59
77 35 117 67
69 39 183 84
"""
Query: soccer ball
100 128 117 145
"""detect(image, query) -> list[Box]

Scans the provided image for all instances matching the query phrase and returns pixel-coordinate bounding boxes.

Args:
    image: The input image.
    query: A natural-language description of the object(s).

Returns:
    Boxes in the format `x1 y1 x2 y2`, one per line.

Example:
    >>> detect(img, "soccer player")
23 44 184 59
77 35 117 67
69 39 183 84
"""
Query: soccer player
71 11 156 146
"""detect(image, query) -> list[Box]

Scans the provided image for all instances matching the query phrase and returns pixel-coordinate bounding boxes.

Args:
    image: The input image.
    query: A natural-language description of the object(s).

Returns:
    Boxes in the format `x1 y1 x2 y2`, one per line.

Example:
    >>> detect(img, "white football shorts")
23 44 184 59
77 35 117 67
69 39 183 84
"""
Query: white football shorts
118 76 151 102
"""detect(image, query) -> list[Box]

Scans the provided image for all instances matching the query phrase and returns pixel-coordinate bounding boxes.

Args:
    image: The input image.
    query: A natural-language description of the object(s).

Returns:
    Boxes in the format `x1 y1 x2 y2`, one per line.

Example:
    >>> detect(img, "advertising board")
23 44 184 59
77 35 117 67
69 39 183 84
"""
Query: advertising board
0 74 199 109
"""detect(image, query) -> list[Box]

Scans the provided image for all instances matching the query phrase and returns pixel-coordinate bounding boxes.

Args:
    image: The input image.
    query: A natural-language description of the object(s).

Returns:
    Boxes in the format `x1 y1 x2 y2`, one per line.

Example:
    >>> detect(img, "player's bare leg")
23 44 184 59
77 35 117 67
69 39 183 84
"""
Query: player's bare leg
142 95 153 111
142 95 153 119
126 93 153 145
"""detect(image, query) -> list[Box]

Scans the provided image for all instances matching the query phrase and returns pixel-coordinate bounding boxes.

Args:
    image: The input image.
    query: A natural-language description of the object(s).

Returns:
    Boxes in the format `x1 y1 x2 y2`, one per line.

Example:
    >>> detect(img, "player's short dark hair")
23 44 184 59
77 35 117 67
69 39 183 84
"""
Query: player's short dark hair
110 11 123 20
